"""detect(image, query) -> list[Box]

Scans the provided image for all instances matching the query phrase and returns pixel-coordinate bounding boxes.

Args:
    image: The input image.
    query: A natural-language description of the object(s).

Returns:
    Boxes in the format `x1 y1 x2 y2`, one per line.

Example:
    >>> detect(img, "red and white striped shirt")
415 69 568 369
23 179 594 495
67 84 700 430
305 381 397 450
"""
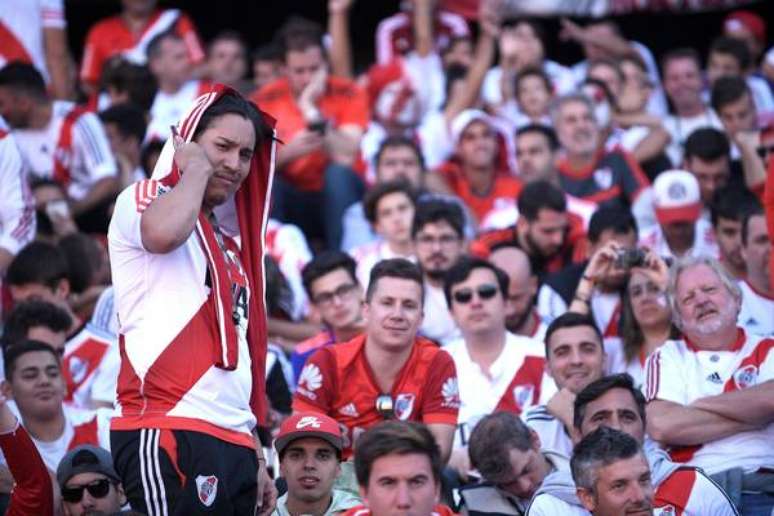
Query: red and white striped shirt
0 130 35 258
0 0 65 83
62 324 120 409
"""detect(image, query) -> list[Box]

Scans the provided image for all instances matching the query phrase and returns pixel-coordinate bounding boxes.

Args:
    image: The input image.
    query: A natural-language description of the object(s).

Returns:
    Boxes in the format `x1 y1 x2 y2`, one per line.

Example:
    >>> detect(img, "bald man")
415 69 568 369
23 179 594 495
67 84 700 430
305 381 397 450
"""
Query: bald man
489 246 545 339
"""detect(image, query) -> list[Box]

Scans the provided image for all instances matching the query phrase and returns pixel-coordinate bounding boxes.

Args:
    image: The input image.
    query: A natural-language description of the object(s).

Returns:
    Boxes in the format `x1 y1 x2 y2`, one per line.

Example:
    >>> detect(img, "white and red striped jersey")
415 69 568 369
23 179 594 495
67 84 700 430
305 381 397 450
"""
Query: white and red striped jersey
653 466 739 516
638 218 719 261
375 10 469 65
645 329 774 474
13 101 117 201
265 218 313 321
0 0 65 83
737 280 774 337
108 179 256 449
0 130 35 257
63 323 120 409
145 81 212 143
443 332 545 450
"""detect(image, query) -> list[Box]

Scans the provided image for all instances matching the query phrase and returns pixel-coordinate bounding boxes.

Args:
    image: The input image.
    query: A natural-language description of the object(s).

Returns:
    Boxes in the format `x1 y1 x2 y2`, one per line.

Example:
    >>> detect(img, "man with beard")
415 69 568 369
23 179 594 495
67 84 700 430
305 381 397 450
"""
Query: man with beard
442 257 545 481
571 428 656 516
710 186 759 280
272 413 361 516
413 198 467 345
488 246 544 338
645 255 774 514
552 93 655 231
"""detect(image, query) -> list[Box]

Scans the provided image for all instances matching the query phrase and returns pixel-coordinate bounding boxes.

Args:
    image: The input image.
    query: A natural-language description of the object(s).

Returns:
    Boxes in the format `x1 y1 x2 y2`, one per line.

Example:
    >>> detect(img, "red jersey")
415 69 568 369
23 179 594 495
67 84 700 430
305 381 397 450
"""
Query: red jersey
293 334 460 458
80 9 204 87
252 76 370 191
434 160 523 223
0 423 53 516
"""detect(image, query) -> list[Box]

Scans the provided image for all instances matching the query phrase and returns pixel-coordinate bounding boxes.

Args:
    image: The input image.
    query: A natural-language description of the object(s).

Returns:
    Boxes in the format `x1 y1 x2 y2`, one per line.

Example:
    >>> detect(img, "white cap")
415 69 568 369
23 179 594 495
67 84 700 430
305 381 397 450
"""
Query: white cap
652 170 701 224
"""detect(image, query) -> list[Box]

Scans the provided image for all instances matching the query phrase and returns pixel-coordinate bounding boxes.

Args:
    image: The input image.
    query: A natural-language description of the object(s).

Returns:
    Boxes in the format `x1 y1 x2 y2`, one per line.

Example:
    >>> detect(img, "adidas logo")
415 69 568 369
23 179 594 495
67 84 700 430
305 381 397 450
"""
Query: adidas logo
338 403 359 417
706 372 723 384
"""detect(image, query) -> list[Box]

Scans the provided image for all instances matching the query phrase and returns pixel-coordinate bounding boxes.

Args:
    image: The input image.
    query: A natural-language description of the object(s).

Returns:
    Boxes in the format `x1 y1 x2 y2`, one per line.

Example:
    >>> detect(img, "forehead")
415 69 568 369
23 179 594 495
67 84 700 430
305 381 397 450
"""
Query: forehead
584 387 639 416
310 268 354 294
14 350 58 370
371 277 422 302
598 454 649 482
66 471 109 487
212 38 243 54
489 249 528 274
676 264 722 291
462 120 493 137
160 37 186 54
548 325 601 350
666 57 699 74
746 214 767 235
559 100 591 117
200 113 255 149
417 220 456 236
286 46 323 66
517 131 549 149
377 191 412 210
453 267 497 289
369 452 434 480
284 436 336 453
380 145 418 162
627 270 655 289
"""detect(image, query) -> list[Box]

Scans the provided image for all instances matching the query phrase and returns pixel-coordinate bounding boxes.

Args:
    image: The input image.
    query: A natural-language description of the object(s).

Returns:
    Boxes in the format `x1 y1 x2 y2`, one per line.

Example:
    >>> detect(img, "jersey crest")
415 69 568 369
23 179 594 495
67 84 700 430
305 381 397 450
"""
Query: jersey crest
195 475 218 507
593 167 613 190
395 393 416 420
733 364 758 390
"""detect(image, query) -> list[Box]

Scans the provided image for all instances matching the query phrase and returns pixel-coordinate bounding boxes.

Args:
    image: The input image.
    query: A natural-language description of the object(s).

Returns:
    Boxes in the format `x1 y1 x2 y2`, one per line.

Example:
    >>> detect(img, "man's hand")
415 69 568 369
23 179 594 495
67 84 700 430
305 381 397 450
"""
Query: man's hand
255 459 277 516
328 0 353 14
172 128 213 178
559 18 587 43
582 241 623 285
546 388 579 441
298 68 328 117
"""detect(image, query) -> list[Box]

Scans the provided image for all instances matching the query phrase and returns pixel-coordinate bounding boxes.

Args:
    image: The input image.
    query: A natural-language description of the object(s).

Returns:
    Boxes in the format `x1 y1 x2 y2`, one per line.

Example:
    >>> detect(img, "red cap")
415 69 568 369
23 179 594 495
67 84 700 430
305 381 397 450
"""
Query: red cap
724 10 766 44
275 413 343 456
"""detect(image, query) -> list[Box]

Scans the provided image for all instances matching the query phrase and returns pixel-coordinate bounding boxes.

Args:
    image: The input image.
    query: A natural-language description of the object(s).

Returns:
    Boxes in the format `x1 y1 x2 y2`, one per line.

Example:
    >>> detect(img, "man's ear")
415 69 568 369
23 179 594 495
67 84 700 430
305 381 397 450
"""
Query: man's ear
358 485 368 505
576 487 596 512
529 429 542 451
55 278 70 300
1 380 14 400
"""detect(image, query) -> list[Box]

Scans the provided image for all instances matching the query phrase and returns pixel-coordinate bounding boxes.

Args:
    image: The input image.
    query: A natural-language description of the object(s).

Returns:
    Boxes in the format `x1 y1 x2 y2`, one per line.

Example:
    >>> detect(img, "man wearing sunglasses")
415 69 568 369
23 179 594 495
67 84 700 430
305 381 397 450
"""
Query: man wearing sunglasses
57 445 126 516
293 259 459 463
442 257 546 482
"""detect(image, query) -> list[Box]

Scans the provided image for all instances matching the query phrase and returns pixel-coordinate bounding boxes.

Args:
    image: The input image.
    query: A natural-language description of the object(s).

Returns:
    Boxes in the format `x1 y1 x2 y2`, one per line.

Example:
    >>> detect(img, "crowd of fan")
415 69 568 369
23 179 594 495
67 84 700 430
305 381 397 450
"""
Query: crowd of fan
0 0 773 514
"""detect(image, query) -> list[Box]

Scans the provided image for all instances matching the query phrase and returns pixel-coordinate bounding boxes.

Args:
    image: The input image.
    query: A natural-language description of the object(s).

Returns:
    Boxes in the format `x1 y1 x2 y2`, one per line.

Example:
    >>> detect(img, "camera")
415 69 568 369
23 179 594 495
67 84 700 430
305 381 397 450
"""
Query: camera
615 248 646 269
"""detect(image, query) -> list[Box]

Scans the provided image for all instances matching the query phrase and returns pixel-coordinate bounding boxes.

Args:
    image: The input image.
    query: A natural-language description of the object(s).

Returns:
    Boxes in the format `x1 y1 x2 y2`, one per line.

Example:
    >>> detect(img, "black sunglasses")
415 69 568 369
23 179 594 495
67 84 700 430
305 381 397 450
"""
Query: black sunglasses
452 284 499 304
61 478 113 503
375 394 395 419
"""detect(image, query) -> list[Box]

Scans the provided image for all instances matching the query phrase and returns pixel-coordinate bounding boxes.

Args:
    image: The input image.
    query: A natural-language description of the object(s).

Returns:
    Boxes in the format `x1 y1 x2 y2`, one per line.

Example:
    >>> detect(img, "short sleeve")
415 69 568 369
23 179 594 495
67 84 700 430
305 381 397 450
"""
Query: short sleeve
644 345 687 405
292 347 336 414
108 182 155 252
40 0 66 28
73 113 117 184
79 25 103 85
175 13 205 64
421 351 459 425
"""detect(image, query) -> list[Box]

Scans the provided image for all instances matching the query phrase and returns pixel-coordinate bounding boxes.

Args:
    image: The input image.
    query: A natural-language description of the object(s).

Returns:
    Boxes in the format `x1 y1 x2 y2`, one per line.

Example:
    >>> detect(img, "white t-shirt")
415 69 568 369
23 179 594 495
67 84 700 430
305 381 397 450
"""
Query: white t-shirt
0 131 34 256
0 0 66 83
645 329 774 474
146 80 207 142
443 332 546 450
14 101 117 201
419 282 461 346
662 109 722 167
638 218 719 261
737 280 774 337
265 218 313 321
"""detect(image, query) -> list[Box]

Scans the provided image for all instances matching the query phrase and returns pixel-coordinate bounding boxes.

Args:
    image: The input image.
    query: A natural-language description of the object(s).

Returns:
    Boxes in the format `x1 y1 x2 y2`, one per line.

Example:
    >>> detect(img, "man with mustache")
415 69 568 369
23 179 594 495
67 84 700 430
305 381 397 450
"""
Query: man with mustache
645 255 774 514
553 93 655 231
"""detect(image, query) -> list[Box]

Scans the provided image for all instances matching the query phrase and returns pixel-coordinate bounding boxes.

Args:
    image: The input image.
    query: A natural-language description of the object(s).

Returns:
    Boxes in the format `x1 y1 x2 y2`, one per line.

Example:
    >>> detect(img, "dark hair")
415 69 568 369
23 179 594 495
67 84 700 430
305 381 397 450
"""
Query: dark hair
710 185 760 227
363 180 417 225
275 17 325 58
57 233 104 295
100 103 148 143
544 312 603 357
411 198 466 240
573 373 647 431
710 75 752 113
1 300 72 350
354 421 442 487
443 64 468 108
619 53 648 74
620 282 679 363
146 31 183 61
683 127 730 162
588 206 638 244
709 36 751 71
301 251 358 298
264 255 294 318
517 180 566 221
6 242 70 290
468 412 534 483
514 65 552 96
252 43 282 65
99 58 158 112
208 29 248 58
741 204 765 246
501 18 546 47
516 124 559 151
442 257 509 308
588 58 625 85
0 61 47 99
374 136 425 172
661 47 701 75
140 139 165 177
3 339 61 381
192 92 273 147
365 258 424 303
571 427 643 493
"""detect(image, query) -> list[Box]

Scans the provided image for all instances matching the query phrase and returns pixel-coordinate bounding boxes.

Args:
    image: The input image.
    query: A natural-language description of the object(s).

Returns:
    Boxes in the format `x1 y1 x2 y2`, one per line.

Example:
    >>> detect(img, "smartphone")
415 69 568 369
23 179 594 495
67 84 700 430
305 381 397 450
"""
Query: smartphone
45 199 70 219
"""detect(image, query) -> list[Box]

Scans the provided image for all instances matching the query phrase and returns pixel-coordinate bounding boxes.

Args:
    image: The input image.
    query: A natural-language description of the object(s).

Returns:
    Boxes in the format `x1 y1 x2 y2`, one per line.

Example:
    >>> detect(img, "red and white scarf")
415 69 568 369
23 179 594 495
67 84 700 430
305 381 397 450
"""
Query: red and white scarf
150 83 276 422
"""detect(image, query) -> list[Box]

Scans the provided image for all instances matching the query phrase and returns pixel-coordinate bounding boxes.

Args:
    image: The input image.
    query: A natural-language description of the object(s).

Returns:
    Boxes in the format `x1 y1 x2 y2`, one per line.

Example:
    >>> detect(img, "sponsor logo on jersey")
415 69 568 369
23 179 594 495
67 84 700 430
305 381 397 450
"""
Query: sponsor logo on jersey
512 385 535 411
593 167 613 190
68 356 89 384
394 393 416 420
441 377 461 409
338 403 359 417
195 475 218 507
734 365 758 390
296 416 322 429
297 364 323 400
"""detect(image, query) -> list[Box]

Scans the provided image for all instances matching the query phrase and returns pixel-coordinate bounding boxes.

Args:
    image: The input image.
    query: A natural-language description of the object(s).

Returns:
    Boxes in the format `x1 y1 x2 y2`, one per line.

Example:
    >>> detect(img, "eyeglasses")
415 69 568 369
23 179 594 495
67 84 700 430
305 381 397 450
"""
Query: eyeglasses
375 394 395 419
415 234 460 247
61 478 113 503
452 284 499 304
313 283 357 306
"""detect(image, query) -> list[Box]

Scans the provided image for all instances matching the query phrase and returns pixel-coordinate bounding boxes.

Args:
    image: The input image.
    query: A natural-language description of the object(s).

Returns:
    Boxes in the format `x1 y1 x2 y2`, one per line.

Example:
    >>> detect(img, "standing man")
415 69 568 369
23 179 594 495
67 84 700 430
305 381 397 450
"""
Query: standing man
108 87 277 514
738 206 773 335
645 255 774 514
0 128 34 276
291 251 365 382
293 259 459 462
272 413 361 516
442 257 546 479
412 198 467 345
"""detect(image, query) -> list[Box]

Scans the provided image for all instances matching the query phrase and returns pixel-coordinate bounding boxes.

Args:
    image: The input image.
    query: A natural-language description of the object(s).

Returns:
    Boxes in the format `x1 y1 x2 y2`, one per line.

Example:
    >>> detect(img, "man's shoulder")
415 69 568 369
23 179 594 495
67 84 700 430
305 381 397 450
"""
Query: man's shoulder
295 330 336 355
505 332 545 356
87 15 124 38
325 76 365 99
524 404 556 423
460 482 523 515
251 78 293 105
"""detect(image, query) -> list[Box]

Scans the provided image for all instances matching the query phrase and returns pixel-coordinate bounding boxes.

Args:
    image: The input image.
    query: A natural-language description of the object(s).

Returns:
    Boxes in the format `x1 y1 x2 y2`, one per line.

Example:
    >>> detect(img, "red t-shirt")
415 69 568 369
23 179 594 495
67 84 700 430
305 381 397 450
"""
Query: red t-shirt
252 76 370 191
80 9 204 87
293 334 459 458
